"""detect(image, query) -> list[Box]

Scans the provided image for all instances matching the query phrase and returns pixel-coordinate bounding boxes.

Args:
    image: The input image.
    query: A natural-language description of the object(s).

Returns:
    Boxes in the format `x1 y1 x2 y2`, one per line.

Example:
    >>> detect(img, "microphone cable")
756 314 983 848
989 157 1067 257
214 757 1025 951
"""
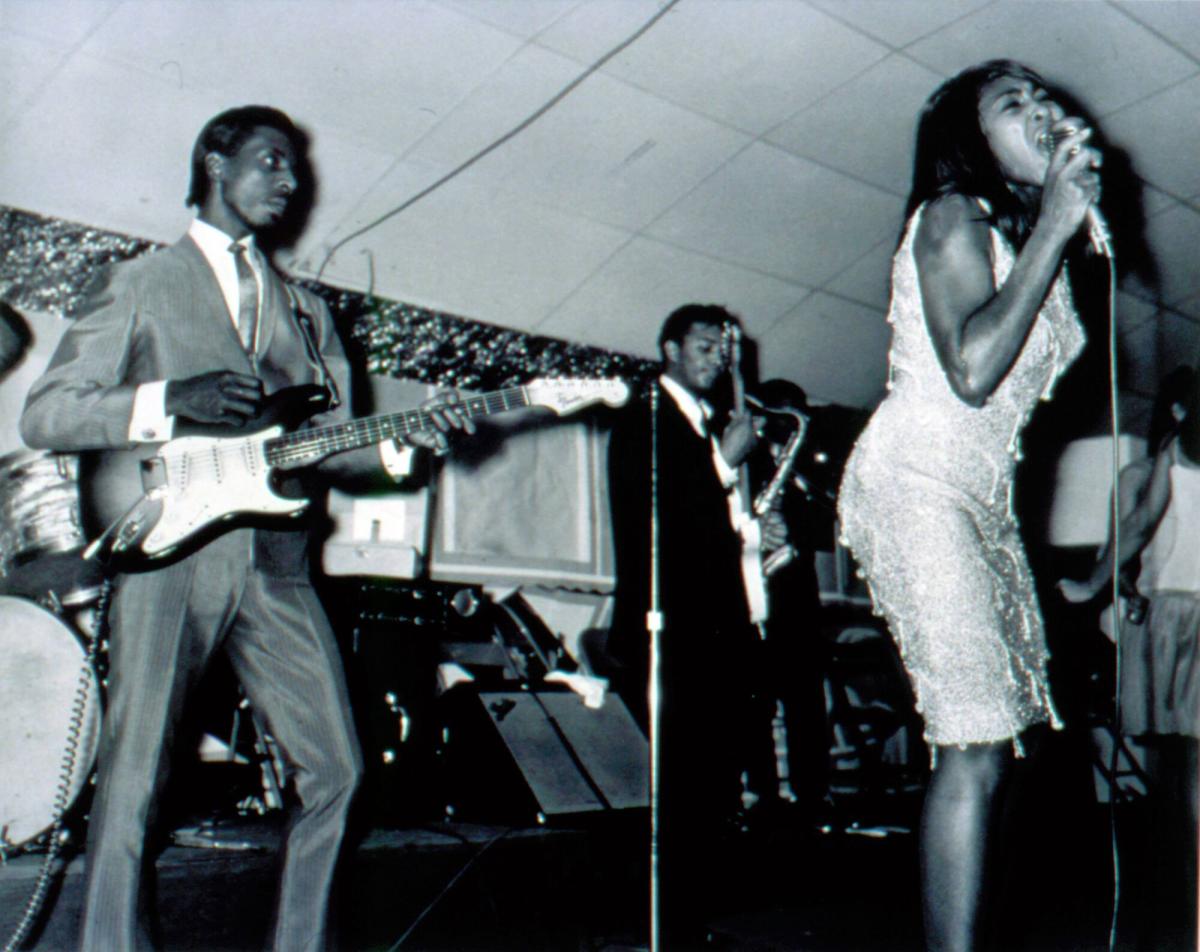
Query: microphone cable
1098 236 1123 952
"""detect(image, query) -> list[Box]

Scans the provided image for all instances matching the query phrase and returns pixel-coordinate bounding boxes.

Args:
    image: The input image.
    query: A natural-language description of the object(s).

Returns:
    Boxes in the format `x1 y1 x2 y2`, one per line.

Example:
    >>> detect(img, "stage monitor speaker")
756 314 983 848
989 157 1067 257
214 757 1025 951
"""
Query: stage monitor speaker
444 688 648 821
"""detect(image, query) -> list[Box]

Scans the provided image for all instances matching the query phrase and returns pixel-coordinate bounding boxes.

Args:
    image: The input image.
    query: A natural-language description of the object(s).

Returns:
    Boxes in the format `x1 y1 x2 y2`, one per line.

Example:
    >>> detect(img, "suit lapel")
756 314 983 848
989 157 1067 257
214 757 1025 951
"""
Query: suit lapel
257 261 287 358
176 236 255 372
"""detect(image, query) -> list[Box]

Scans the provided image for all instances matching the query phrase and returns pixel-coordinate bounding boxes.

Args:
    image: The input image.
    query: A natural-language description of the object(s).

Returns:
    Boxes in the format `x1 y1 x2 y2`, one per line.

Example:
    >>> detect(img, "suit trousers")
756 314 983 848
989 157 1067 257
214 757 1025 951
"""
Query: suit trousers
80 530 363 952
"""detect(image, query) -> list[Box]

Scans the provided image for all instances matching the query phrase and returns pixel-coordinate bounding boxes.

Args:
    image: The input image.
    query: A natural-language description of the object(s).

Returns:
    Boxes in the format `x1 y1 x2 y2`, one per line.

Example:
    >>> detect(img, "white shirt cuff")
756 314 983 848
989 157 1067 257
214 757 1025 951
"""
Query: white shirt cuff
379 439 415 480
711 438 738 489
128 381 174 443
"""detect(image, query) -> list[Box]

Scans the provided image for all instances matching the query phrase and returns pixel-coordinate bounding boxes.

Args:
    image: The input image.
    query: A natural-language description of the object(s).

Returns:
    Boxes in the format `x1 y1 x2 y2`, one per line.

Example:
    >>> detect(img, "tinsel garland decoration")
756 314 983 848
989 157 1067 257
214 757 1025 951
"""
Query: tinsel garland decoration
1 205 657 390
332 292 656 393
0 207 157 317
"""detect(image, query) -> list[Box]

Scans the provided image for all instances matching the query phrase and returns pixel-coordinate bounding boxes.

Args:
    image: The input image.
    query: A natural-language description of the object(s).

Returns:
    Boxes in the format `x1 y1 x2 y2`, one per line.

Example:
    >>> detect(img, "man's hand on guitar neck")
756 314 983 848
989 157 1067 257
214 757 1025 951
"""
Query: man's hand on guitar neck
398 389 476 457
718 409 765 468
165 371 264 427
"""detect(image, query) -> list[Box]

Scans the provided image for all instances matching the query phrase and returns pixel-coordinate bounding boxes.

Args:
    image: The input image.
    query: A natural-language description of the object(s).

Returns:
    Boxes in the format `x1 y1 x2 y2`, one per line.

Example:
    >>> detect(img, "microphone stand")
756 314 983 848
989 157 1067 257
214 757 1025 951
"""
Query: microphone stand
646 381 664 952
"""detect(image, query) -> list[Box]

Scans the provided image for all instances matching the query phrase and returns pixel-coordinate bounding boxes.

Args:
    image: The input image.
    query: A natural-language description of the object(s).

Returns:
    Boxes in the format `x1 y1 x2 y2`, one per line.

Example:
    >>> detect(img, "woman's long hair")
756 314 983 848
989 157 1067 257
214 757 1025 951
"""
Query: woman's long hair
904 60 1051 249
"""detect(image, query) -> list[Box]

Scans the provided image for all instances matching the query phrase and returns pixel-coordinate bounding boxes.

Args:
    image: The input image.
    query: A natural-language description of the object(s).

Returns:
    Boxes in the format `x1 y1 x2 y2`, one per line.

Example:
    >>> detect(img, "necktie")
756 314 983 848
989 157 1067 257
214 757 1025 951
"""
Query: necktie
229 242 258 359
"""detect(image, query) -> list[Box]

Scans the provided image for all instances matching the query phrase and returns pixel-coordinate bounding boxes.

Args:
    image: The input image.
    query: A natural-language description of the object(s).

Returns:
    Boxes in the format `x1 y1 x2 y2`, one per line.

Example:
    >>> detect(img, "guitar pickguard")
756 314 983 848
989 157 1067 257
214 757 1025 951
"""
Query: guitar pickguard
139 427 308 558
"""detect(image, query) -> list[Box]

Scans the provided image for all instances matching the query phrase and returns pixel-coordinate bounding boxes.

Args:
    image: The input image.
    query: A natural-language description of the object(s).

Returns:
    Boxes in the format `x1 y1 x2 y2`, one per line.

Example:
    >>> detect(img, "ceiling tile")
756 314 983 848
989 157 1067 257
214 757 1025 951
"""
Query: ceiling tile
0 0 120 46
85 0 525 157
645 142 904 287
1105 74 1200 200
536 237 812 357
823 236 896 312
809 0 993 48
435 0 583 38
1140 183 1182 218
411 58 752 232
0 52 211 243
905 1 1197 117
1112 0 1200 61
1116 309 1162 397
1115 290 1161 336
757 293 890 408
1143 200 1200 305
398 43 578 166
1158 309 1200 374
766 53 942 195
541 0 890 134
311 169 631 331
0 31 68 127
531 0 671 64
1171 291 1200 326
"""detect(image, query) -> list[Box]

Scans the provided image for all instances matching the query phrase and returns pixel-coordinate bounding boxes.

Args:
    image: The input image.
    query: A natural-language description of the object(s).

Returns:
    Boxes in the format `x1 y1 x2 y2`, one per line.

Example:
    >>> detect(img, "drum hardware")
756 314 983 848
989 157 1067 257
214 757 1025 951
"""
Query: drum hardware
1 582 109 952
0 449 103 604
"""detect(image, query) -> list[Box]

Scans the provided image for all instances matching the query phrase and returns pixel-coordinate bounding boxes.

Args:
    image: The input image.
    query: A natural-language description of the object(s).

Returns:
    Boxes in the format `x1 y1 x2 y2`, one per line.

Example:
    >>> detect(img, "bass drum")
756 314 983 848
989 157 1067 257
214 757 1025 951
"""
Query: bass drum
0 596 102 851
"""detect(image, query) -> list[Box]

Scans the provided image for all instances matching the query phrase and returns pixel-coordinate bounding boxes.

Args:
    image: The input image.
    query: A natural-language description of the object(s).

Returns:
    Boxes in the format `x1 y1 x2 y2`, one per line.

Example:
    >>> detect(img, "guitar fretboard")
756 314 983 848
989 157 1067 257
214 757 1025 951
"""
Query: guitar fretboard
264 386 532 466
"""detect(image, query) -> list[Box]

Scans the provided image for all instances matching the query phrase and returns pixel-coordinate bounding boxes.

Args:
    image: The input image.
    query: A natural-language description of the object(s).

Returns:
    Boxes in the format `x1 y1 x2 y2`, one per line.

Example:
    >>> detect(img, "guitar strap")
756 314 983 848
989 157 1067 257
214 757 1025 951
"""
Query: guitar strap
284 283 342 412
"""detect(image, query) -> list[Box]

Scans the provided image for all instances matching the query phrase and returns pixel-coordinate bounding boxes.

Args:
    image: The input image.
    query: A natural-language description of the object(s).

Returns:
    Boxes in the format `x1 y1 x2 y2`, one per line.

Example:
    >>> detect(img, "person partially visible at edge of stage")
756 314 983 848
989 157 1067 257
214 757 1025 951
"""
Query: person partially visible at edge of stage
604 303 780 947
837 60 1102 951
741 378 832 832
1060 365 1199 950
20 105 471 952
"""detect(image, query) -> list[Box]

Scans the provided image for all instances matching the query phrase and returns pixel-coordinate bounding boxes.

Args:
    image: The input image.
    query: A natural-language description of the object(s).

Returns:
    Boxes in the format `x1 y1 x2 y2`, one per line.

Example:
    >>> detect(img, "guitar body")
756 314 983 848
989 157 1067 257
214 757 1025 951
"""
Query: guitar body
77 376 629 571
80 385 329 568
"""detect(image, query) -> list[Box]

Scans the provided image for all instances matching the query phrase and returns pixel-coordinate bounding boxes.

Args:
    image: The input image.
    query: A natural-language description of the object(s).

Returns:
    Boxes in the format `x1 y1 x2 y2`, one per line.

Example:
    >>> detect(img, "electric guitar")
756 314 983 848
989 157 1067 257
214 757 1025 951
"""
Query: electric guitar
723 324 769 627
81 377 629 569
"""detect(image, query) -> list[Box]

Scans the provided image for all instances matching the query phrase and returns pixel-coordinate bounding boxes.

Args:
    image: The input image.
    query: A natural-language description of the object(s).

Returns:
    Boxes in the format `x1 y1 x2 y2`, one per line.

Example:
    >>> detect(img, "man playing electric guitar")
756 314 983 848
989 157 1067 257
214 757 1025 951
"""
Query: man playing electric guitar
20 105 473 952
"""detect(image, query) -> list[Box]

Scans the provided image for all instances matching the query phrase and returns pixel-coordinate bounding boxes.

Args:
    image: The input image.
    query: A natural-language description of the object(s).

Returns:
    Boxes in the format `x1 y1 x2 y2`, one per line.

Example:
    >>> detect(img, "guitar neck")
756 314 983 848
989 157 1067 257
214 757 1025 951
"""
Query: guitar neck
264 385 532 467
726 326 754 499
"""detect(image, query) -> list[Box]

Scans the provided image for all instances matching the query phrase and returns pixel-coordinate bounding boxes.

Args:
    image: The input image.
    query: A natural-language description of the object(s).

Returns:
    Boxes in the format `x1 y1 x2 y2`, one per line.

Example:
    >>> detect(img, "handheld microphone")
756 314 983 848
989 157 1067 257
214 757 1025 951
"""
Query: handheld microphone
1037 128 1111 257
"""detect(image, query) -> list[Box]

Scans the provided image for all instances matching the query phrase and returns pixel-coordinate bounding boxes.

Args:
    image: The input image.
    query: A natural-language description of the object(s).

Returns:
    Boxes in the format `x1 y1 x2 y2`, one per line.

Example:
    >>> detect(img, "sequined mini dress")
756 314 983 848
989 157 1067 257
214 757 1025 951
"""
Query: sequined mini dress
838 201 1085 749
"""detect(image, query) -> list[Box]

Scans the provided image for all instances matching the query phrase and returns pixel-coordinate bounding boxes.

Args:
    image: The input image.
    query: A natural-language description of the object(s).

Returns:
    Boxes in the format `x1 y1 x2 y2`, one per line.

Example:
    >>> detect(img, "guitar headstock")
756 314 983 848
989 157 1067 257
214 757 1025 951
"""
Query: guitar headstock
722 320 743 368
525 377 631 416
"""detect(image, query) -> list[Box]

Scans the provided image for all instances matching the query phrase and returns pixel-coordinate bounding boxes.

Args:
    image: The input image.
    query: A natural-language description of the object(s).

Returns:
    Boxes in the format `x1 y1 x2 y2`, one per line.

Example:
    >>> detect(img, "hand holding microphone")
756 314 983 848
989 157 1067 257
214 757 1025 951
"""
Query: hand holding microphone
1038 121 1111 257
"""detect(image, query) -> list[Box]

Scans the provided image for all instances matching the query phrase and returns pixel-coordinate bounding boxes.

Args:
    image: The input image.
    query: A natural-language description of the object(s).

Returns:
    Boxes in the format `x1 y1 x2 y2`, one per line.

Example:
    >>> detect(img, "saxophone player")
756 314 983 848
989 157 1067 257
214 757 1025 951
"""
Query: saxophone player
742 379 832 833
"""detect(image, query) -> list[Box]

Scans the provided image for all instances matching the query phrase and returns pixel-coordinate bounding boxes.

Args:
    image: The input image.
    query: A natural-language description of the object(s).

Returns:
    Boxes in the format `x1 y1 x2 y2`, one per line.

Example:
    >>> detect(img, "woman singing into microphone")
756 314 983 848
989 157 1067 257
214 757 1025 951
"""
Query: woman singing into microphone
837 61 1101 951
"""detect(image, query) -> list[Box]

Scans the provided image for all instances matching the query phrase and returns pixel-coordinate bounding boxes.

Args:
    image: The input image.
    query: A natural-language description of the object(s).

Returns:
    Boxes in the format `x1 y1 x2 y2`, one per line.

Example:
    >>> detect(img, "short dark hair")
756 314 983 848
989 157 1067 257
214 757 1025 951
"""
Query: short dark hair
758 378 808 412
186 105 307 208
657 303 738 362
905 60 1051 248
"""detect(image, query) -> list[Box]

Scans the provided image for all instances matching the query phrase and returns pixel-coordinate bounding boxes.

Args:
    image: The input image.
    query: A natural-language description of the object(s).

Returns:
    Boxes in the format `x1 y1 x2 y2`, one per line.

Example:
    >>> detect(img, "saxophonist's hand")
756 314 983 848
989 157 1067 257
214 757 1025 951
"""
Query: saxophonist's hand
760 506 789 552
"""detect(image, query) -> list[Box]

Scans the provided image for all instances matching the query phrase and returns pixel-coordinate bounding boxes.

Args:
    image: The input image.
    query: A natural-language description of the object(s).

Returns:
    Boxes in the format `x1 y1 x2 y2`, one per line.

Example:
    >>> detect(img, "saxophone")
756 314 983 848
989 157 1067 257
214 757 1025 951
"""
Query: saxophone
747 399 808 578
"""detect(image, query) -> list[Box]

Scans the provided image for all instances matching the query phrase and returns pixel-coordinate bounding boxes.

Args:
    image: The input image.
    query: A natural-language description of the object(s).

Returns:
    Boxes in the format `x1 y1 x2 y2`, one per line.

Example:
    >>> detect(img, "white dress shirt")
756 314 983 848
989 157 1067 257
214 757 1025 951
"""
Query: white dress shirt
128 219 411 478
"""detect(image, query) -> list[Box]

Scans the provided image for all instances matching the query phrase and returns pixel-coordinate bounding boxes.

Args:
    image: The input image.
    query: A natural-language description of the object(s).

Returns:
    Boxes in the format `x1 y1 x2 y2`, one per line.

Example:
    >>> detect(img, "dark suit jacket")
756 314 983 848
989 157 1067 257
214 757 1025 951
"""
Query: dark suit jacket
20 234 353 578
606 382 750 677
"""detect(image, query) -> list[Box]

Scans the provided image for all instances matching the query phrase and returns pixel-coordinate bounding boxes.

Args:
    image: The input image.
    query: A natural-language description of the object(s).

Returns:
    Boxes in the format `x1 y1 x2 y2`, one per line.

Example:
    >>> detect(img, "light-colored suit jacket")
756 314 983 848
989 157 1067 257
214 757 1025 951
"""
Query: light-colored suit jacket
21 234 353 577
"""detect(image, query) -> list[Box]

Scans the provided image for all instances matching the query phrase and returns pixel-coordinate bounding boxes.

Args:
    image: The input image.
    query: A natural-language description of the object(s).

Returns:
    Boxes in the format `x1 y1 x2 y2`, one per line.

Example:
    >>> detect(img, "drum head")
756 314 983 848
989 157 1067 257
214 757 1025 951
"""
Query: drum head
0 596 101 850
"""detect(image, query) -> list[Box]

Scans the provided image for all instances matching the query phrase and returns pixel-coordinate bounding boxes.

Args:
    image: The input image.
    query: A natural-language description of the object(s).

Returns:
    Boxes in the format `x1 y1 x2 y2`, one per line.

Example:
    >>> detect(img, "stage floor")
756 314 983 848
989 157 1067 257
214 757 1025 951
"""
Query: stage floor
1 790 1152 952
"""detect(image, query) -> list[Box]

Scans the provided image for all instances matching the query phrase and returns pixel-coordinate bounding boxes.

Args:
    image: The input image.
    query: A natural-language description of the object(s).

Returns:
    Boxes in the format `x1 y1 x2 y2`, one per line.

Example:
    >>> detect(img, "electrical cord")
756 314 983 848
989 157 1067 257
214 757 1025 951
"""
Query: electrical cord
384 825 511 951
315 0 683 284
2 580 110 952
